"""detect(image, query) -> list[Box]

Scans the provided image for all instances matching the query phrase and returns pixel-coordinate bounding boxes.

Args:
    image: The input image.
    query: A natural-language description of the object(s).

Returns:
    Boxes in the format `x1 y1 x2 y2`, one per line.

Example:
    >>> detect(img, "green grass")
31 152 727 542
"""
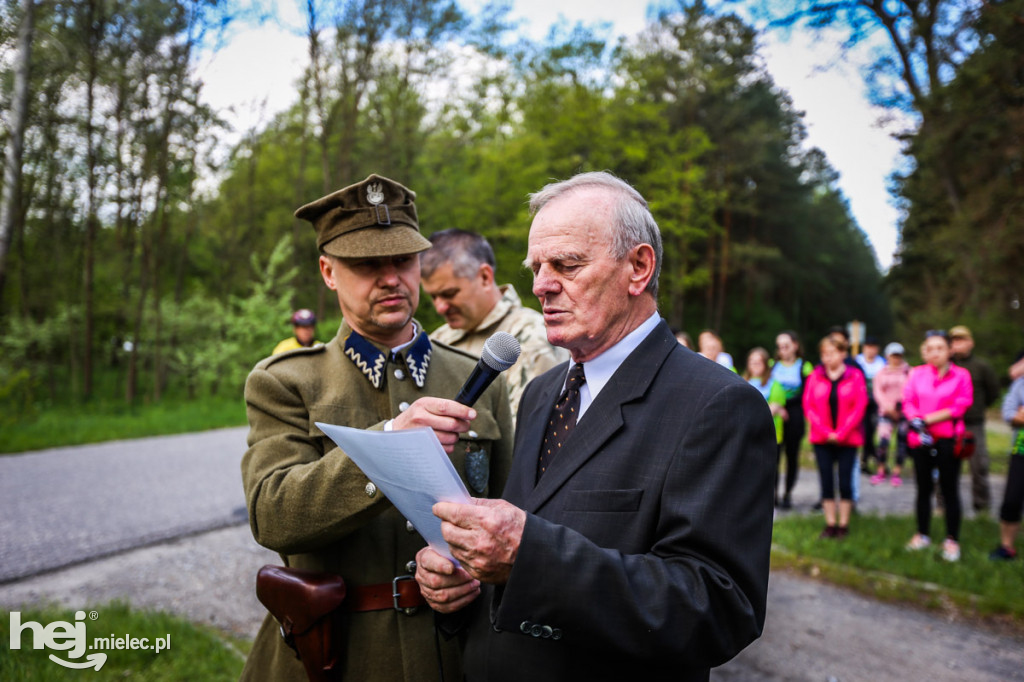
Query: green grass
771 513 1024 628
1 394 247 454
1 602 246 680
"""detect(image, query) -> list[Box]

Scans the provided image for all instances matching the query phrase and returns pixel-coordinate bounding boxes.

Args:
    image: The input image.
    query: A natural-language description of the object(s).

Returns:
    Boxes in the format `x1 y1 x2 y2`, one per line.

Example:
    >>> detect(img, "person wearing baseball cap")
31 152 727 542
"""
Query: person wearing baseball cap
240 174 514 682
871 342 911 487
272 308 320 355
950 324 1001 513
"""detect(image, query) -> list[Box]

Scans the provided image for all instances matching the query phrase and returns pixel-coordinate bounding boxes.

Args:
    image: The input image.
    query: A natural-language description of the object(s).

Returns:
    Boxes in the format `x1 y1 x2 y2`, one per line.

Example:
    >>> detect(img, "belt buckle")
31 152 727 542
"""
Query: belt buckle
392 574 417 615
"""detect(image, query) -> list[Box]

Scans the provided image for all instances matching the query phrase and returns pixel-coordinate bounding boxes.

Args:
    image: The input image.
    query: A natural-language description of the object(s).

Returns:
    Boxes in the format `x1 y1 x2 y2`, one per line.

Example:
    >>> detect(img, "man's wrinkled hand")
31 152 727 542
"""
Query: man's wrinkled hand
414 547 480 613
392 397 475 453
434 498 526 585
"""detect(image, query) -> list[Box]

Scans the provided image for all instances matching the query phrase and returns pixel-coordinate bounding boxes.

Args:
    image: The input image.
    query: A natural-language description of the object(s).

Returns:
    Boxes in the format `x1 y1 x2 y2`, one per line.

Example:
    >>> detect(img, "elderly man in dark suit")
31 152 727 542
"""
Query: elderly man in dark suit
414 171 776 681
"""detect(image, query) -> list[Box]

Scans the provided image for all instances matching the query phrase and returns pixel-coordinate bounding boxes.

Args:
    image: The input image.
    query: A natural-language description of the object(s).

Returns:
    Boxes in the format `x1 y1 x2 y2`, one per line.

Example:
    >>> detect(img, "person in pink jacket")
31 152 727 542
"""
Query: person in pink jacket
903 329 974 561
803 335 868 539
871 342 912 487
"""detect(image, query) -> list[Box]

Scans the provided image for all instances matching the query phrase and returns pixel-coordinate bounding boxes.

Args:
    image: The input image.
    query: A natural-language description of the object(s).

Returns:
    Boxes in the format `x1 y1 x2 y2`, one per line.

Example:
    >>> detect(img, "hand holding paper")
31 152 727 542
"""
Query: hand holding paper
315 423 471 562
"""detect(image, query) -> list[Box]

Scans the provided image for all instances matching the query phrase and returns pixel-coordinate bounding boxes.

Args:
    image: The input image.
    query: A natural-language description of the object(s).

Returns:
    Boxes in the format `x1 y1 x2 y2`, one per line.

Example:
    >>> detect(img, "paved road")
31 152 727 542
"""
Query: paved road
1 430 1021 680
0 427 249 582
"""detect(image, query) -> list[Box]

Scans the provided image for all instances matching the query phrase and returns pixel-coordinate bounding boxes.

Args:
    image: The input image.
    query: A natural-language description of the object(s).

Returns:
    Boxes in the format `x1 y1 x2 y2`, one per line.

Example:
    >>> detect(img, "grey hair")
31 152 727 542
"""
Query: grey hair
528 171 663 297
421 228 497 279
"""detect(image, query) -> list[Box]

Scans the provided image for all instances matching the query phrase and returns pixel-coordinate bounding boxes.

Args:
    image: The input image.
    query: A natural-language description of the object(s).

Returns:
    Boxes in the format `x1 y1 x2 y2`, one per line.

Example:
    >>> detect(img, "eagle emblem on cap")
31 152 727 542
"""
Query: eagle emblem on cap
366 182 385 205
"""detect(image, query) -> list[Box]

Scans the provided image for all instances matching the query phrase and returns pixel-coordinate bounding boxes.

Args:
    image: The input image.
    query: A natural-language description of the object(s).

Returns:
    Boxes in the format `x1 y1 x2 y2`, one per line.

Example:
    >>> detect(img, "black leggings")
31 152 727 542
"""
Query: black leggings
778 401 805 496
999 455 1024 524
911 439 962 541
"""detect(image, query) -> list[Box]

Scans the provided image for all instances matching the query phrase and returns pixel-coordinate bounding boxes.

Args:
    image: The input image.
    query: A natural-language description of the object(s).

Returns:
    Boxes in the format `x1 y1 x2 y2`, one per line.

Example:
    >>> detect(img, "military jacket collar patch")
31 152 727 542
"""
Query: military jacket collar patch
344 329 432 389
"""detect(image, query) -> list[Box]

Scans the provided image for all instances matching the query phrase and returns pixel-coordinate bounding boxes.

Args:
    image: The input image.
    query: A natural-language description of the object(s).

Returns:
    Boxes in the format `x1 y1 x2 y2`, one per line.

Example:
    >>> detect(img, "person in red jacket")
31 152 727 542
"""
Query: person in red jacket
803 335 868 538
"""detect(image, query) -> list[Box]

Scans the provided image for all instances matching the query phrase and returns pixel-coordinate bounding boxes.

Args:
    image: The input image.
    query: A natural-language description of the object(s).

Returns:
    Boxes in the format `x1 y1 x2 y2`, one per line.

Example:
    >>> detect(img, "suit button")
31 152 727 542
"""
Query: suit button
551 628 562 640
364 482 377 497
399 401 410 412
405 560 417 573
530 624 543 638
519 621 532 634
406 520 416 533
394 369 405 380
541 625 553 638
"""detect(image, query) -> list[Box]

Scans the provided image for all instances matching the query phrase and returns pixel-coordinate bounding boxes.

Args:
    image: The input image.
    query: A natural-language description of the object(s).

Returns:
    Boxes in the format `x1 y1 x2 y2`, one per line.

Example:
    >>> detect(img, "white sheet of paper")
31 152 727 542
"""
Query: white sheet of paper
315 422 471 563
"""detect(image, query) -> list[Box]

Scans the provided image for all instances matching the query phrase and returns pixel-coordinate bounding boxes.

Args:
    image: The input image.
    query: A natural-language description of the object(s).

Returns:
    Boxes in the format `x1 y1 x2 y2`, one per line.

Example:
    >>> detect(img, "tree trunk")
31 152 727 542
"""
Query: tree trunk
713 207 731 333
0 0 35 315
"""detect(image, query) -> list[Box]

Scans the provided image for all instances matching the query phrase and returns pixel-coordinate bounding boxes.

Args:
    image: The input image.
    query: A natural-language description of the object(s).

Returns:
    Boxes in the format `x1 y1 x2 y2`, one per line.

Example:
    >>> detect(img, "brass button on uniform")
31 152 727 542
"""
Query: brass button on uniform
468 430 478 439
364 482 377 497
399 401 410 412
394 369 405 380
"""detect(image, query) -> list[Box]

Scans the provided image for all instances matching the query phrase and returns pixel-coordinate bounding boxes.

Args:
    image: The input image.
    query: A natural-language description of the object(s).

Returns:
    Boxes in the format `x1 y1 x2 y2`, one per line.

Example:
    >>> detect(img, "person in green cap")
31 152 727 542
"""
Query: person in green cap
240 174 515 682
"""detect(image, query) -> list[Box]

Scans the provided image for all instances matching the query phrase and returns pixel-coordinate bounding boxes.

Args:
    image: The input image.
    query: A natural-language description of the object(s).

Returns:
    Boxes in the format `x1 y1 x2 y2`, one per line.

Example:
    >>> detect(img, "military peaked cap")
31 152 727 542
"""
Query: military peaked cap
295 174 432 258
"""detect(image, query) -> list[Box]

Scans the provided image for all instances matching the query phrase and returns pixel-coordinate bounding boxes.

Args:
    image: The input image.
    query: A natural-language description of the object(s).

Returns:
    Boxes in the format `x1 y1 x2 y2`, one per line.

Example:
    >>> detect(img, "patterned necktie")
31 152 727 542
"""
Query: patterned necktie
537 363 586 481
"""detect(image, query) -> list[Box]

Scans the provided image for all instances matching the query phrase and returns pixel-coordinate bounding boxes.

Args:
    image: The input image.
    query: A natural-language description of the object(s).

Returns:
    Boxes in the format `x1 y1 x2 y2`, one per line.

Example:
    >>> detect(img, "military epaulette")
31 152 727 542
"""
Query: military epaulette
256 343 327 369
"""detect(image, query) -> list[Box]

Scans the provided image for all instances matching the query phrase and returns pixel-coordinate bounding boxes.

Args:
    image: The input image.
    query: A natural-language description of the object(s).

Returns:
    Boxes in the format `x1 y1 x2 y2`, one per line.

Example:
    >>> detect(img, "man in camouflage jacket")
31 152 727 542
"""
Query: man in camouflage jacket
422 228 566 420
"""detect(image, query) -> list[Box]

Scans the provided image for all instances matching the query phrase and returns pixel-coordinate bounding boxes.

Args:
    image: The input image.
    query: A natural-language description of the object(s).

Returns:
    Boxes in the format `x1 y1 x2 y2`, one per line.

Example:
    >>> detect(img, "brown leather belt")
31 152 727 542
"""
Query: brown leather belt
344 576 426 613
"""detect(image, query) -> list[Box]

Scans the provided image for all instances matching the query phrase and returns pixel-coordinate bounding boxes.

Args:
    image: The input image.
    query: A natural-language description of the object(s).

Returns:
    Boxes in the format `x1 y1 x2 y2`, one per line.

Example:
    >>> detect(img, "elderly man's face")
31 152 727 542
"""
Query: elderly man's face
526 188 639 362
319 254 419 346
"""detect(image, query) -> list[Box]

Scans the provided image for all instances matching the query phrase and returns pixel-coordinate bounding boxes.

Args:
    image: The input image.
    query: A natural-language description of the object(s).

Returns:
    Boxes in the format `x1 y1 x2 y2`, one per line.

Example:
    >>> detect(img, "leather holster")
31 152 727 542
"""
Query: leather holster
256 565 347 682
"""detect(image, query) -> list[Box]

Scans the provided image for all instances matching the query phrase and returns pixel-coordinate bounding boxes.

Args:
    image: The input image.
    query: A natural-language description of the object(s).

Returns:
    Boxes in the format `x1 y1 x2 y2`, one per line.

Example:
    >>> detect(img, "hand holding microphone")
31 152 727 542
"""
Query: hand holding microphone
391 332 521 452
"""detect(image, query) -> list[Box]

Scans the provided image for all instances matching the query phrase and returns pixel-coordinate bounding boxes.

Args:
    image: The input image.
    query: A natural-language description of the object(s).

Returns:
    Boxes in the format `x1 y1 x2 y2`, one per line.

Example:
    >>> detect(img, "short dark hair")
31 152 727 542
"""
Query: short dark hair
421 229 496 279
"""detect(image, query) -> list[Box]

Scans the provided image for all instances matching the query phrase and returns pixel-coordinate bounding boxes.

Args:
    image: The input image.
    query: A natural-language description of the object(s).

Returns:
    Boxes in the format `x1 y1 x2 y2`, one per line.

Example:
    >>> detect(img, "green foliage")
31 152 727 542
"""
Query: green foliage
2 0 896 418
161 234 299 399
0 393 245 454
0 602 244 680
771 514 1024 623
887 0 1024 368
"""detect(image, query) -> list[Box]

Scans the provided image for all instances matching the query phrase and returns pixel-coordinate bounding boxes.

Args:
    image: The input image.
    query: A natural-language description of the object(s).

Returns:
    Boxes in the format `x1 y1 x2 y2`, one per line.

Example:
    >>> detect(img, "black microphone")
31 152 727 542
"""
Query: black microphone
454 332 522 406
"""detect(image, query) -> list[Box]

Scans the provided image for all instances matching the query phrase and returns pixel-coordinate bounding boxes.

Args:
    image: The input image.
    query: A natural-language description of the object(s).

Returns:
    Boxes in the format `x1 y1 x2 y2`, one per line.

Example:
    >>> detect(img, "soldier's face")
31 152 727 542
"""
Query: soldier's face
422 262 494 330
320 254 420 345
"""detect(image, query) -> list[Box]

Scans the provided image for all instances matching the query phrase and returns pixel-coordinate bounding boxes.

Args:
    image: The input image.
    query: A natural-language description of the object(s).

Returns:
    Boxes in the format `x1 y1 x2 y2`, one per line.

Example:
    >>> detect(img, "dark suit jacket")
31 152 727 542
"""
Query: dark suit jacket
457 320 776 681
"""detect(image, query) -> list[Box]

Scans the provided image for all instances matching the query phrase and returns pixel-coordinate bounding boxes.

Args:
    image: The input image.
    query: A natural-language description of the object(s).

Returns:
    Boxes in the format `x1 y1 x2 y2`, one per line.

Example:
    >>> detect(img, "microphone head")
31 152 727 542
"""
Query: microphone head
480 332 521 372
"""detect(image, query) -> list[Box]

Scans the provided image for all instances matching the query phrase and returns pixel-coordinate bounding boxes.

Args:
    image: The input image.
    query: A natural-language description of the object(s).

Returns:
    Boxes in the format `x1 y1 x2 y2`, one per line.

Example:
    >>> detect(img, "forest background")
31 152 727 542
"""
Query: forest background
0 0 1022 432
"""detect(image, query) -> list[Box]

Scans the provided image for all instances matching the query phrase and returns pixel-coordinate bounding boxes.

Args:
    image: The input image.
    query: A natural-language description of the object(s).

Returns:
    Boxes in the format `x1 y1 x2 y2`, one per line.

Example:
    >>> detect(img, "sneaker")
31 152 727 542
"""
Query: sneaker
989 546 1018 561
870 472 887 485
890 475 903 488
906 534 931 551
819 525 838 540
941 538 961 562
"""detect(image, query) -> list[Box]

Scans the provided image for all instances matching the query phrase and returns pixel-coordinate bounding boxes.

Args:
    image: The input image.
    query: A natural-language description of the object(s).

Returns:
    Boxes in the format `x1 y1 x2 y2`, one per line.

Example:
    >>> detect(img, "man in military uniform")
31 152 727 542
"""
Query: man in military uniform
240 174 515 681
421 228 566 419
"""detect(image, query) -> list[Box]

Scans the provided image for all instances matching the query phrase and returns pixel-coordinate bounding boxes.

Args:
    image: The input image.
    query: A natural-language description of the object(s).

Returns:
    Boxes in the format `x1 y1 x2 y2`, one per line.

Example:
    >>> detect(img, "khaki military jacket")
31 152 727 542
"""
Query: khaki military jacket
240 320 514 682
431 284 567 420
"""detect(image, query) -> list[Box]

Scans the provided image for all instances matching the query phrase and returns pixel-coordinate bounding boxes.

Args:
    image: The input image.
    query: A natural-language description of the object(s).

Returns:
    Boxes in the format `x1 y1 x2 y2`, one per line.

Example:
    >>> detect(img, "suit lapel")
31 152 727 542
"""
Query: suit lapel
502 367 565 507
521 321 678 512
